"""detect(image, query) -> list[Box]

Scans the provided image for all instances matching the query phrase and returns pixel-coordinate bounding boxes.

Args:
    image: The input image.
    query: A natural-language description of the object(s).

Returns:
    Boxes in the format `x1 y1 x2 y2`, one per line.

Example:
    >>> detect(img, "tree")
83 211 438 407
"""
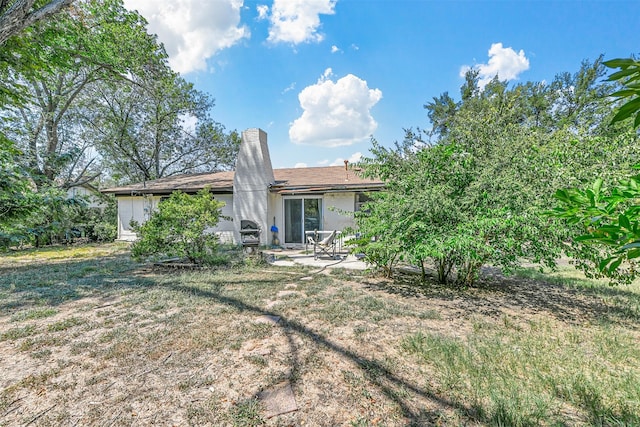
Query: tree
354 59 637 286
424 92 457 137
0 0 73 45
356 126 564 286
1 0 169 189
0 138 39 229
85 69 240 183
131 188 225 264
603 57 640 127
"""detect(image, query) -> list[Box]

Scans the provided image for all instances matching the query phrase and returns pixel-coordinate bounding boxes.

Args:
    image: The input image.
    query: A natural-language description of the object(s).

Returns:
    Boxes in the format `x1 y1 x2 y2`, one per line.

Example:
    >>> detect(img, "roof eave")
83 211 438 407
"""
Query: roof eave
271 183 384 195
104 187 234 196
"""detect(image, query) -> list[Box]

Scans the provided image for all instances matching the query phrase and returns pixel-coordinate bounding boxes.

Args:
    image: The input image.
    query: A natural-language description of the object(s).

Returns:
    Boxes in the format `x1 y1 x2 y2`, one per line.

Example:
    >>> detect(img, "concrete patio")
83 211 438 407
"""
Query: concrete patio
262 249 368 270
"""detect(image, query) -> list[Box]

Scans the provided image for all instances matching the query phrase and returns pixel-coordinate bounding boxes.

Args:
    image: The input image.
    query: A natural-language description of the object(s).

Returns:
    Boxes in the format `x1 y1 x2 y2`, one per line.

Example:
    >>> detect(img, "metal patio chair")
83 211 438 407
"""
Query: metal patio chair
310 230 337 260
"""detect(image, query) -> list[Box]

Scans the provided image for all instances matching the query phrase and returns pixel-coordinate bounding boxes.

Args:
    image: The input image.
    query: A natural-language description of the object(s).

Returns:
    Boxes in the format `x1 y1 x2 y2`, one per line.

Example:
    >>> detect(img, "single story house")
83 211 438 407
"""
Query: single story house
102 128 384 247
66 185 108 210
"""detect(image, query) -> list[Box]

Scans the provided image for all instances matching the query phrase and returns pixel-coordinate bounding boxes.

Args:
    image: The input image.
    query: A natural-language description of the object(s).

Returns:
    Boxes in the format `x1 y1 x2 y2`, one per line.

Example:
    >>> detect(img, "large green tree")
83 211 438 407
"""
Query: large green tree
355 58 637 286
84 68 240 183
0 0 239 247
2 0 166 189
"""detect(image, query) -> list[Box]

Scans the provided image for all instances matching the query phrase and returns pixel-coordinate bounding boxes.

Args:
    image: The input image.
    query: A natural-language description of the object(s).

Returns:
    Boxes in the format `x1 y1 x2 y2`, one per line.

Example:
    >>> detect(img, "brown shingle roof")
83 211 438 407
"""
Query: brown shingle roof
102 166 383 196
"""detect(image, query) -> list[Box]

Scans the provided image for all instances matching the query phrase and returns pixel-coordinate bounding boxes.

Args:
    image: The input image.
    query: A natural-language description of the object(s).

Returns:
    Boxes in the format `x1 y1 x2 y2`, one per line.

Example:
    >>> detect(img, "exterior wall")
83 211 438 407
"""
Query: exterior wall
323 192 357 231
116 194 236 243
116 196 158 241
232 128 275 245
67 186 107 209
214 194 235 244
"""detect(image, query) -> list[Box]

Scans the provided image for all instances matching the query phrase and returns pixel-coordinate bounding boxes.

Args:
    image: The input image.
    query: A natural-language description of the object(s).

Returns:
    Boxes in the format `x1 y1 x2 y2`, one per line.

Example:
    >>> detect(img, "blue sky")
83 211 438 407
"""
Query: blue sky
123 0 639 169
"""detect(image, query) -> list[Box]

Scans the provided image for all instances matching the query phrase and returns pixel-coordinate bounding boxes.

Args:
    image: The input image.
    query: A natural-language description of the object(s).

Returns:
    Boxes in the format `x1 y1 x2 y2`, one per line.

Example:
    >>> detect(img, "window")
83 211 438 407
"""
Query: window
355 192 371 212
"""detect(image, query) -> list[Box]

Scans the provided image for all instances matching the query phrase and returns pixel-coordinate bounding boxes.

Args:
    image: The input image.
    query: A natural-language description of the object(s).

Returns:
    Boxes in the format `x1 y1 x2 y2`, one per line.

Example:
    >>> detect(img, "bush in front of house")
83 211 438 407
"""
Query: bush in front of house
131 188 225 264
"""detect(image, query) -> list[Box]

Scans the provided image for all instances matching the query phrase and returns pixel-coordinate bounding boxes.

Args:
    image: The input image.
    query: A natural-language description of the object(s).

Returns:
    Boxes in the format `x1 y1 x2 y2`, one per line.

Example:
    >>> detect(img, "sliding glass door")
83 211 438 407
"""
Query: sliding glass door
284 197 322 244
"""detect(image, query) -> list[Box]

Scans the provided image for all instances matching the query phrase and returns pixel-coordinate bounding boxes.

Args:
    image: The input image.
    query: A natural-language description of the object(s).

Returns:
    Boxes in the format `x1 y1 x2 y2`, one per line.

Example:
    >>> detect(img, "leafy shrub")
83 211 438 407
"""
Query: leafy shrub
131 188 225 264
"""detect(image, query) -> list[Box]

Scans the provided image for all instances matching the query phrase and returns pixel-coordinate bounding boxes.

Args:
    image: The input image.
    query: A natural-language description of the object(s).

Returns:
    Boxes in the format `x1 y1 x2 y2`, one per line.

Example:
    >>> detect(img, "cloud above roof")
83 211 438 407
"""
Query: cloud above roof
289 69 382 147
259 0 336 44
460 42 530 89
123 0 249 74
328 152 362 166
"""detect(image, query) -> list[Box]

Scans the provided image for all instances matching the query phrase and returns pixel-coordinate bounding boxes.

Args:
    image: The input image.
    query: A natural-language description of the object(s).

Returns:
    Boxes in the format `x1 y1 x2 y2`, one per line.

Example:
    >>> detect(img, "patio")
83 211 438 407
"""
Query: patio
262 248 368 270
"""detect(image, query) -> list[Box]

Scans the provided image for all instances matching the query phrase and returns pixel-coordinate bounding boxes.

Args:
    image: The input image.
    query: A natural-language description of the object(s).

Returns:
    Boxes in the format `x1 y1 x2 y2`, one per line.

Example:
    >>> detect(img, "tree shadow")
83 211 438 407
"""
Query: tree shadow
0 254 153 313
160 279 479 425
362 266 640 329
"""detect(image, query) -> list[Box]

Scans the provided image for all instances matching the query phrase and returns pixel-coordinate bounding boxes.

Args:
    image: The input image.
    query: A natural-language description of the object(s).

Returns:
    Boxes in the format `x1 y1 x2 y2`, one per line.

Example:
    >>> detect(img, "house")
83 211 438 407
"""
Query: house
66 185 108 210
102 128 383 246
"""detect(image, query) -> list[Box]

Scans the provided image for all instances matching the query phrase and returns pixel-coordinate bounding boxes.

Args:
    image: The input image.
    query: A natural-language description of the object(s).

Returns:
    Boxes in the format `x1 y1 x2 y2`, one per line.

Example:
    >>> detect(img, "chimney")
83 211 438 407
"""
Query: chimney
232 128 274 245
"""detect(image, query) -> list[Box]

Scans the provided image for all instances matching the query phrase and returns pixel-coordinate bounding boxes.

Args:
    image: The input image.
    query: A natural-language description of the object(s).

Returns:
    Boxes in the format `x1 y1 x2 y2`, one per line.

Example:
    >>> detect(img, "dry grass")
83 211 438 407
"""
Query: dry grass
1 244 639 426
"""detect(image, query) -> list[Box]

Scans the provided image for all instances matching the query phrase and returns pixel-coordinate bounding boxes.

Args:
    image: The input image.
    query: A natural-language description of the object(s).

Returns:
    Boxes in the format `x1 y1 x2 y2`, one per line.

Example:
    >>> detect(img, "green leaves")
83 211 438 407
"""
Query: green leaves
604 57 640 129
551 172 640 282
131 188 225 264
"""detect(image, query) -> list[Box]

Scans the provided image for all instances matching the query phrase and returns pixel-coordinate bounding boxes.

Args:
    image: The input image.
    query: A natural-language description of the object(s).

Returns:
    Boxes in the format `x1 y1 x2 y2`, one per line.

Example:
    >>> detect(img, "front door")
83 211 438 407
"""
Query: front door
284 197 322 244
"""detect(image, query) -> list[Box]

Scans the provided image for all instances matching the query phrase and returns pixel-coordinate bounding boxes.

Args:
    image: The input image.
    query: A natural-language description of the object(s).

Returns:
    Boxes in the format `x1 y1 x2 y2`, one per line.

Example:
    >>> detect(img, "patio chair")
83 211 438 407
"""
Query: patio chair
312 230 337 260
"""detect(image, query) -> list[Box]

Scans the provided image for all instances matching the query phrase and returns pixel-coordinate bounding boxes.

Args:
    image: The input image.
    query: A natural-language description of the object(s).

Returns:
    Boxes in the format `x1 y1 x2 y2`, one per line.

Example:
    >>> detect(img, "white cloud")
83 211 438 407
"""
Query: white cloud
180 113 198 133
282 82 296 94
123 0 249 74
329 152 362 166
460 42 530 89
266 0 336 44
331 45 340 53
289 71 382 146
294 162 308 168
256 4 269 20
317 159 329 166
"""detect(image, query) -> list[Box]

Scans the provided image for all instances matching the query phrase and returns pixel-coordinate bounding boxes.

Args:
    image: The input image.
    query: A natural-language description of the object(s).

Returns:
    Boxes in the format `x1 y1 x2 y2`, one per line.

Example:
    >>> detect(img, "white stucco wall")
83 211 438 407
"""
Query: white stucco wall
323 192 357 231
116 196 159 241
116 194 236 243
214 194 235 244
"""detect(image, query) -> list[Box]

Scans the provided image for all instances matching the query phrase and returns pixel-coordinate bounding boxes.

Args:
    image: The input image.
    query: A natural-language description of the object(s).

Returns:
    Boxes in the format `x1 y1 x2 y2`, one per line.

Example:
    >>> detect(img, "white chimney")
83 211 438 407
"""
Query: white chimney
232 128 274 245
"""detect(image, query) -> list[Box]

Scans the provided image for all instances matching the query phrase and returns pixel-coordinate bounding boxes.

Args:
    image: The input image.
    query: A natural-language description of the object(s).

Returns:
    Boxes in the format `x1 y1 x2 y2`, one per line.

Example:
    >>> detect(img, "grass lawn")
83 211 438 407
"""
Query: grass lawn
1 243 639 426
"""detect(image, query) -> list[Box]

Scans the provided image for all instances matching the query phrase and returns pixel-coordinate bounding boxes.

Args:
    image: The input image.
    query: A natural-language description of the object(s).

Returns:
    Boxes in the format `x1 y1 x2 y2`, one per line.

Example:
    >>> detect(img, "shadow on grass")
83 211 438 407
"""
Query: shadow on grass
362 266 640 328
0 253 152 313
163 279 477 425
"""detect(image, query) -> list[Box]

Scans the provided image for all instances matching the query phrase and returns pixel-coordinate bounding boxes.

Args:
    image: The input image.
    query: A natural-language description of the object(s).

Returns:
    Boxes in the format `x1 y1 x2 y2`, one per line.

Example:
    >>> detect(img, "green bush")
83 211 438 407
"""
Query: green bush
131 188 225 264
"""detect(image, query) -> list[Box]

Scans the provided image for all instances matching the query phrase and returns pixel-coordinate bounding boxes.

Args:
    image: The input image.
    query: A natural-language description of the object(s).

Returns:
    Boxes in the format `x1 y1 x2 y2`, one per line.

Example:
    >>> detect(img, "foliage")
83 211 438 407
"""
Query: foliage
71 193 117 242
0 0 73 46
604 57 640 127
550 57 640 284
0 138 40 229
131 188 225 264
85 69 240 183
1 176 116 249
0 0 239 250
356 132 563 286
1 0 168 189
2 0 240 190
355 58 637 286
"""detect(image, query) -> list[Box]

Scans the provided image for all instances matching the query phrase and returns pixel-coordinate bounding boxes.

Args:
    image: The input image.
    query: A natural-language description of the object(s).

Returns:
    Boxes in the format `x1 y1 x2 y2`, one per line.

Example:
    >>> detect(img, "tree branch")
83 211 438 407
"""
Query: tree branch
0 0 74 46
